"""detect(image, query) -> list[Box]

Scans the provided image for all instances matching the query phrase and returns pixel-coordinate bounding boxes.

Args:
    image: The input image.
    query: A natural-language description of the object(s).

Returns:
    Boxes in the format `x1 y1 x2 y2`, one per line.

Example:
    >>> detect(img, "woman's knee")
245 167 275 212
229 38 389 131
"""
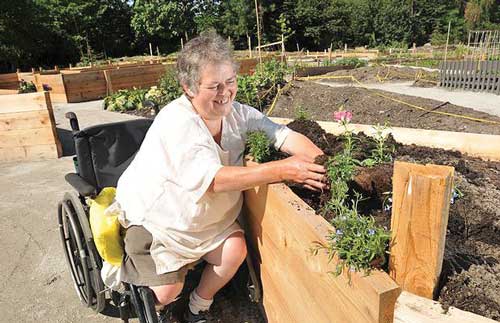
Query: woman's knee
224 232 247 268
150 282 184 305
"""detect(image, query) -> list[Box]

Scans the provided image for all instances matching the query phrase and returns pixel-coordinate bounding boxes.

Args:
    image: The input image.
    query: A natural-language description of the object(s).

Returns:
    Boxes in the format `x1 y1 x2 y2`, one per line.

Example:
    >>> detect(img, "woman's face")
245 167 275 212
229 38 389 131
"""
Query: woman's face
188 62 237 120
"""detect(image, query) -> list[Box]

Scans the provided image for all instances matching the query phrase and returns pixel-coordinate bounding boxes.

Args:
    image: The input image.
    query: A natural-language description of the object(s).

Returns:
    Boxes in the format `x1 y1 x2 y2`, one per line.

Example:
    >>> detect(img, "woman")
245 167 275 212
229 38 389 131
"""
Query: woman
116 31 326 323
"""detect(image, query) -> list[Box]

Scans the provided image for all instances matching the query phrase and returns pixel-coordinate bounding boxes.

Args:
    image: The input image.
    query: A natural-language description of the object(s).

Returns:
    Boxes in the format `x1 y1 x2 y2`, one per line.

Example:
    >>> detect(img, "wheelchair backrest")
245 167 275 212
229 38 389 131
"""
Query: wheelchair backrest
73 118 154 192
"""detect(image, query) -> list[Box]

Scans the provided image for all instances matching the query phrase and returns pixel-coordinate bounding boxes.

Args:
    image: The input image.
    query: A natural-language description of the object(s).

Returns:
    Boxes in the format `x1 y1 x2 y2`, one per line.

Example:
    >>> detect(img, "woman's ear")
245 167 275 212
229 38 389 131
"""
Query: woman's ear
182 84 194 97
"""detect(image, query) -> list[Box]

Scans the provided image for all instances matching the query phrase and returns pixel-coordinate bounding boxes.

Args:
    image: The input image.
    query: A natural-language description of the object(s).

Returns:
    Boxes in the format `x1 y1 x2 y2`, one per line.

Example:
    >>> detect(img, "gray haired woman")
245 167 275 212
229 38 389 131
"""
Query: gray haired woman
116 31 325 323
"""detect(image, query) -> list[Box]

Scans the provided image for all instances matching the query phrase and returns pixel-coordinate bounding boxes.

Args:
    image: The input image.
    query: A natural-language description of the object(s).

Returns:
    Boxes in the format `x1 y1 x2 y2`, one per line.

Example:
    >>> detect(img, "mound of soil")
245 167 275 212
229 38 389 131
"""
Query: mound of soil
322 65 439 85
271 81 500 135
284 118 500 320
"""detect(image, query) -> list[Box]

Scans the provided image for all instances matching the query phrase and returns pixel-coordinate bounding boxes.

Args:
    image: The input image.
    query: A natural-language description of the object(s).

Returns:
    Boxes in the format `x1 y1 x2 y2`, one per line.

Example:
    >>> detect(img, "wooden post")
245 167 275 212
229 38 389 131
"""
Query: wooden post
103 70 113 96
328 43 333 61
149 42 153 58
255 0 262 65
296 42 300 52
54 65 59 72
444 20 451 64
389 161 454 299
247 34 252 58
181 38 184 49
156 46 160 57
31 68 36 74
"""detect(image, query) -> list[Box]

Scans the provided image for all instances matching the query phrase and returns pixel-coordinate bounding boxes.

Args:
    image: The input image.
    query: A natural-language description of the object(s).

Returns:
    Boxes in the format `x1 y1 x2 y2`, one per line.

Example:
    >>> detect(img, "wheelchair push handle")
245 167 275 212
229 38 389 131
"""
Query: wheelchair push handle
143 100 160 115
65 112 80 132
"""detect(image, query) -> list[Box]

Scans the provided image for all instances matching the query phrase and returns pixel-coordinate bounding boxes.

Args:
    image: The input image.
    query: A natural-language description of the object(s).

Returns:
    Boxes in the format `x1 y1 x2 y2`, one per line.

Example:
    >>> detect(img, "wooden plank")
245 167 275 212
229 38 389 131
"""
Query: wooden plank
0 89 18 95
0 73 20 90
0 92 50 113
0 110 51 131
0 144 58 162
389 162 454 299
395 291 498 323
0 126 58 148
244 181 401 323
271 118 500 161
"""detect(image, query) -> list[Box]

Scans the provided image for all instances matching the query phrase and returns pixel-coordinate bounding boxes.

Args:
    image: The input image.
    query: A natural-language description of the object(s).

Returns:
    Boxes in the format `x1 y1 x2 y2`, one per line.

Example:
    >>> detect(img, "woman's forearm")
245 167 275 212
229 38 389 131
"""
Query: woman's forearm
280 131 323 161
210 161 283 193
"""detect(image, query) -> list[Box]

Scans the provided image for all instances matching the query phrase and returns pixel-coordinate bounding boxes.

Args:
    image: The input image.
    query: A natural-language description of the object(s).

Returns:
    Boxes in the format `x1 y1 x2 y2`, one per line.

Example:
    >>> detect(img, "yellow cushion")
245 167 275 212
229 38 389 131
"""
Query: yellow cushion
89 187 124 267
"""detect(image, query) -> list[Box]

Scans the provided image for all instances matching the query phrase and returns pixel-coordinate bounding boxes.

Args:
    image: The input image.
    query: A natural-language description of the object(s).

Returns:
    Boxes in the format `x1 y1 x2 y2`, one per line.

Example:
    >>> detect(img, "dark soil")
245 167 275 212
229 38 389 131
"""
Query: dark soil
284 118 500 320
322 65 439 85
271 81 500 135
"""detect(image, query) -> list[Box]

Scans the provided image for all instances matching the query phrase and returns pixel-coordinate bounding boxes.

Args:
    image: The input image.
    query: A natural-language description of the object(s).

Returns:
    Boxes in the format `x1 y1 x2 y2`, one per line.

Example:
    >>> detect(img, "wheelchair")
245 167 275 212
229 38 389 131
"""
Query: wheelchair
57 111 261 322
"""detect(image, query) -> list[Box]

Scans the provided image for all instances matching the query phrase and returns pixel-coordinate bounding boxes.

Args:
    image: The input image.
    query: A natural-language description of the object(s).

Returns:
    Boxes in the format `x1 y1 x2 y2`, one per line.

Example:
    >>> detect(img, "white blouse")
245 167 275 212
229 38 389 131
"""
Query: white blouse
116 95 290 274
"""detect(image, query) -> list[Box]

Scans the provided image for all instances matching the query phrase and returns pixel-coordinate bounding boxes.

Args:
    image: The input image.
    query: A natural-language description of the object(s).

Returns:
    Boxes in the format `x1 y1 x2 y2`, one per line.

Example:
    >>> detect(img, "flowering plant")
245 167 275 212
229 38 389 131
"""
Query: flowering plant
327 195 391 277
317 110 392 279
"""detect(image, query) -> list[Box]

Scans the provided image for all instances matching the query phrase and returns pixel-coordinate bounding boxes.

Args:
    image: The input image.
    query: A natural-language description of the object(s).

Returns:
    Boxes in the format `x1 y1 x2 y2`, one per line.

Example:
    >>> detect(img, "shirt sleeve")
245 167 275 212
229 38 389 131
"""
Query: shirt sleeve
241 103 291 150
159 119 223 203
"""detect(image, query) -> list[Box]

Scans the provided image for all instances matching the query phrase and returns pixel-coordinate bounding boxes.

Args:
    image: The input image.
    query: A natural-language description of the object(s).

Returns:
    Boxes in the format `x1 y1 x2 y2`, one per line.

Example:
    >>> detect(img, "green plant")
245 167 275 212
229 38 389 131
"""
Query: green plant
361 123 394 167
323 57 367 68
317 110 392 278
245 131 272 163
294 105 310 120
104 88 147 112
236 74 260 108
236 59 292 110
158 68 183 105
18 79 37 94
325 194 391 277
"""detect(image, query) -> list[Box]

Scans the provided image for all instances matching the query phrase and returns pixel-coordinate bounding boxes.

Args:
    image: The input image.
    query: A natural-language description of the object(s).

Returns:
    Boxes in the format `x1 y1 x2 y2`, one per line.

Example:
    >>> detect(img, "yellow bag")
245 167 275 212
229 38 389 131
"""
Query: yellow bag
88 187 124 267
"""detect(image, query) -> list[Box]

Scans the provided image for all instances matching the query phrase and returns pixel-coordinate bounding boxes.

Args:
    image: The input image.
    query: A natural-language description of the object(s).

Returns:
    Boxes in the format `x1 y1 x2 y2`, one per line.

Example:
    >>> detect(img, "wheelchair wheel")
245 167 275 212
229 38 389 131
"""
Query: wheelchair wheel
58 192 106 313
129 285 159 323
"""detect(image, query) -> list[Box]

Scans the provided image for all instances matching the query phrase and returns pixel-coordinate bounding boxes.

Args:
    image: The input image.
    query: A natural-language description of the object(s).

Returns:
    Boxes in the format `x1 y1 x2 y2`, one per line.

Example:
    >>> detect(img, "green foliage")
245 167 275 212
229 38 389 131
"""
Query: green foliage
323 57 367 68
236 59 291 109
317 112 394 277
158 68 183 105
326 197 391 277
295 106 310 121
245 131 272 163
103 88 147 112
361 123 394 167
18 80 37 94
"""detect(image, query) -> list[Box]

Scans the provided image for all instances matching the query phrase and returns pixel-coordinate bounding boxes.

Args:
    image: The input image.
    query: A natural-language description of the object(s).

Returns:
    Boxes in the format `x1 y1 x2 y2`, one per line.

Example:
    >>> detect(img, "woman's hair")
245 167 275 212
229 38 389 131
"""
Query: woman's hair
177 30 239 94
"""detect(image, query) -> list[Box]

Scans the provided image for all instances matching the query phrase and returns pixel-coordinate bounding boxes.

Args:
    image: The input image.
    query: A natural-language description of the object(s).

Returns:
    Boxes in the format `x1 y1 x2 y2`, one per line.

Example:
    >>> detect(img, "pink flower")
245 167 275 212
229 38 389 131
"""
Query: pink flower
333 110 352 123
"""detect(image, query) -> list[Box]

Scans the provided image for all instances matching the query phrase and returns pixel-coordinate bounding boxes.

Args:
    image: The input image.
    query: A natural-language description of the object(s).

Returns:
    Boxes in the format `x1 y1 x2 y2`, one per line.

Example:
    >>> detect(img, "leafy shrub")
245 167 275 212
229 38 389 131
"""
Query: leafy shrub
18 79 37 94
236 59 292 110
245 131 272 163
158 68 183 106
323 57 367 68
103 88 147 112
295 105 310 121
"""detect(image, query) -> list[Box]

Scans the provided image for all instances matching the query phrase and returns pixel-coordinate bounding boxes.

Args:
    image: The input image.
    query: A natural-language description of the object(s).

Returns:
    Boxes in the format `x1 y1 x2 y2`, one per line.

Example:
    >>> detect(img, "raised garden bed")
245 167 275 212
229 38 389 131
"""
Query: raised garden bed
245 117 499 322
258 120 500 319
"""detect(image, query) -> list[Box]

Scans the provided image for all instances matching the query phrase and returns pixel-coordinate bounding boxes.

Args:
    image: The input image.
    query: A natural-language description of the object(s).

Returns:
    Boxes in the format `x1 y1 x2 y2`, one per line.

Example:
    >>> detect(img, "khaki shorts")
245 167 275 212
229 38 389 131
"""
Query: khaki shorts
121 225 196 287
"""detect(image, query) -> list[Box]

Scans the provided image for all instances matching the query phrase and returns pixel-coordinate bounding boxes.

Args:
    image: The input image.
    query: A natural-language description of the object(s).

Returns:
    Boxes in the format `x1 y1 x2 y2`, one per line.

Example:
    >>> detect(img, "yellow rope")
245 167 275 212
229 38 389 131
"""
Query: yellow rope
294 75 500 125
266 81 293 116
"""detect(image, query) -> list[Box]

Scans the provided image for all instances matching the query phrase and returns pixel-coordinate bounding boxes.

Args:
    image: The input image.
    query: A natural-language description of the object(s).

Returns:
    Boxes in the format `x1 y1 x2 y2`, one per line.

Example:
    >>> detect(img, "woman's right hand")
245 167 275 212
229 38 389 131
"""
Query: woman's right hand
276 155 327 191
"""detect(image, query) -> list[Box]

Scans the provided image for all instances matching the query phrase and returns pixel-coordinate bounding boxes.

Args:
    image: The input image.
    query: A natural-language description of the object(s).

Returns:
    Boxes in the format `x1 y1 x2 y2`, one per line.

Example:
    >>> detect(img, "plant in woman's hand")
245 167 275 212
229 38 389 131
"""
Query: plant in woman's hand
246 131 272 163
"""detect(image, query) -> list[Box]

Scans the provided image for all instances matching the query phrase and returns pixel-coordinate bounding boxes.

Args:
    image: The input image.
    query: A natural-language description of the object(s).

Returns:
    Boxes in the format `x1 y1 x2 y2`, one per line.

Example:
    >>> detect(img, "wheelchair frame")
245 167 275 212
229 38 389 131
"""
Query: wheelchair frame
57 112 261 323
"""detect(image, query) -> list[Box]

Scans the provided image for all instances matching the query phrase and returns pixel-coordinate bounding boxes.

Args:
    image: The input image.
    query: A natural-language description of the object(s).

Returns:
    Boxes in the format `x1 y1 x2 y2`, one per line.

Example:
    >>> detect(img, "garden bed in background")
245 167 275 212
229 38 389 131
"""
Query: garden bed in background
271 81 500 135
278 118 500 320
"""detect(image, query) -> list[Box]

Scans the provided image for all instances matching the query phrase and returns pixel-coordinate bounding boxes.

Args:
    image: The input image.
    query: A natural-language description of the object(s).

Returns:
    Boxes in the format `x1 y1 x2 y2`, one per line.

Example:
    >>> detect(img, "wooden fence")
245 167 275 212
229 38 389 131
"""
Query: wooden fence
439 60 500 94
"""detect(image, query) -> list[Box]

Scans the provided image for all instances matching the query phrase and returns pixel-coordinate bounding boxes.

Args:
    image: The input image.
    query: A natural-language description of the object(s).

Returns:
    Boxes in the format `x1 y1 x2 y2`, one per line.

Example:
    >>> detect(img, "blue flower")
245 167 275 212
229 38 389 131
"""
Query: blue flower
336 229 343 236
368 229 376 235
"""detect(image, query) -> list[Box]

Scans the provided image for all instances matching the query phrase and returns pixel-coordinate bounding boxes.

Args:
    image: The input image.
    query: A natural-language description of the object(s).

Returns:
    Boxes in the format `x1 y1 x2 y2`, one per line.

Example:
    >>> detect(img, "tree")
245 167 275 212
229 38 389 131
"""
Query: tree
131 0 195 52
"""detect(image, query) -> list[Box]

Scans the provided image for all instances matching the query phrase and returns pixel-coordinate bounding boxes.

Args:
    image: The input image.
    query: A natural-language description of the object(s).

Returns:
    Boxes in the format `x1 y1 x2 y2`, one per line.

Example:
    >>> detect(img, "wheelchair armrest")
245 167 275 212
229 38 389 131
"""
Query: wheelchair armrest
65 173 97 197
